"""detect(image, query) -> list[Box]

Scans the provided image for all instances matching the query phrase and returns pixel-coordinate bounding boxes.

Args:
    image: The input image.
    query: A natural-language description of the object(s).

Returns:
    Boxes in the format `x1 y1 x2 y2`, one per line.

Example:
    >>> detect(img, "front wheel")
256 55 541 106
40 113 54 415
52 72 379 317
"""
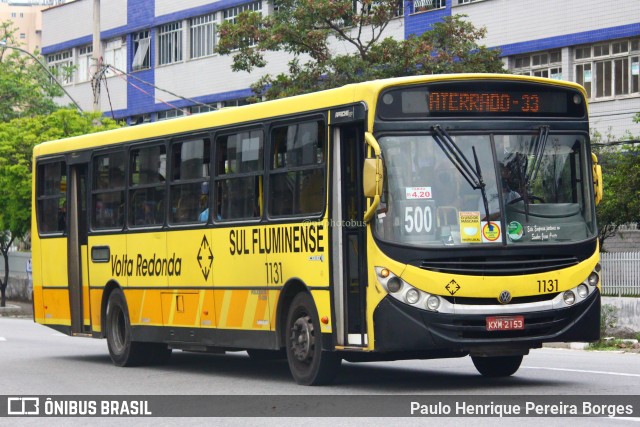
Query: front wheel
471 355 523 377
285 293 340 385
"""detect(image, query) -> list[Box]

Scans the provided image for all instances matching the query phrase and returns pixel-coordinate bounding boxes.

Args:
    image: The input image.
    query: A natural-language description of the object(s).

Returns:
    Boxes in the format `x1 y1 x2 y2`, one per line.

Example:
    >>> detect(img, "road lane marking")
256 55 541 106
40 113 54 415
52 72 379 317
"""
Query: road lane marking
0 337 6 341
524 366 640 378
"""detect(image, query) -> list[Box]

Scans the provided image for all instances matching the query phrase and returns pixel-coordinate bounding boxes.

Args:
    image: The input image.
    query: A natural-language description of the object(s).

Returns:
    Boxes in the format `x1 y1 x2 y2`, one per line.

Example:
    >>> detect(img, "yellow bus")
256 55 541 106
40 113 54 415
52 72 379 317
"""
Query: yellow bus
32 74 604 385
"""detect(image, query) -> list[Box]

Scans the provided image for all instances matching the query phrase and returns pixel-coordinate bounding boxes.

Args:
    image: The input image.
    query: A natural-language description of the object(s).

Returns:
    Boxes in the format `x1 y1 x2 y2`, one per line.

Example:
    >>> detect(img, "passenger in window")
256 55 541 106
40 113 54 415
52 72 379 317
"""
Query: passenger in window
58 200 67 231
199 181 209 222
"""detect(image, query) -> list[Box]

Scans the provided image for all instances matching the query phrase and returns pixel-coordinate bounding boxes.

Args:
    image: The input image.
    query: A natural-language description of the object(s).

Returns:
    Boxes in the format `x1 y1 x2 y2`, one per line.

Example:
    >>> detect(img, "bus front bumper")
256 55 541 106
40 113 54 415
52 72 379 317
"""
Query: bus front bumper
372 289 600 353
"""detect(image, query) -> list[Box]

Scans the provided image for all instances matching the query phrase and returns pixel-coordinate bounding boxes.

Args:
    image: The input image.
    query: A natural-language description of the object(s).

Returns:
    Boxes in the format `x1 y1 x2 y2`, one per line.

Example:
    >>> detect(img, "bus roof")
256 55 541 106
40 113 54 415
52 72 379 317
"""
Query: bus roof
33 73 587 158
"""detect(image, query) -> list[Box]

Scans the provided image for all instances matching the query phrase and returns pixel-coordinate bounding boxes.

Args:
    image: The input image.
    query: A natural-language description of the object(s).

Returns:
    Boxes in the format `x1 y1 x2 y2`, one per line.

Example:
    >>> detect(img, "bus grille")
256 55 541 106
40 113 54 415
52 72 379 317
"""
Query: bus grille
419 256 579 276
442 293 559 305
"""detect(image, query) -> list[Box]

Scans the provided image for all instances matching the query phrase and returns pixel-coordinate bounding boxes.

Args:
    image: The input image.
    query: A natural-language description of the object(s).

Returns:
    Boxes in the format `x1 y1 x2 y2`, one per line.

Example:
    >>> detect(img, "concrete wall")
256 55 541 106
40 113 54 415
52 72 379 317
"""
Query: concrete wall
602 296 640 332
0 252 32 301
602 228 640 252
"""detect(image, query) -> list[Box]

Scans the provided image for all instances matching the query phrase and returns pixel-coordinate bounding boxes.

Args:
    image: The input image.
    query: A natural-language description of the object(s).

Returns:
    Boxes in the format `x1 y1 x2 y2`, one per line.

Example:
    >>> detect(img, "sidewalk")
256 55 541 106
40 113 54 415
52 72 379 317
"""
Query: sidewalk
0 300 33 318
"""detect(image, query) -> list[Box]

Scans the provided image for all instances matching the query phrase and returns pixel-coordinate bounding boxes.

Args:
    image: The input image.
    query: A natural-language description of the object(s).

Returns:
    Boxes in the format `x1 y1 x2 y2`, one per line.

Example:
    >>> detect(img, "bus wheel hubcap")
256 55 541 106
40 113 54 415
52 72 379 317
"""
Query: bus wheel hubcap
290 316 313 362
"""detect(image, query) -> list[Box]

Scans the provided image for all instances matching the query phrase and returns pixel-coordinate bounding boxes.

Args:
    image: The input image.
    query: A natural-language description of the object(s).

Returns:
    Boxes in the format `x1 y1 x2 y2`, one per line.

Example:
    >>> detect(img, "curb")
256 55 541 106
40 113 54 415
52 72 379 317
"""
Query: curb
543 342 589 350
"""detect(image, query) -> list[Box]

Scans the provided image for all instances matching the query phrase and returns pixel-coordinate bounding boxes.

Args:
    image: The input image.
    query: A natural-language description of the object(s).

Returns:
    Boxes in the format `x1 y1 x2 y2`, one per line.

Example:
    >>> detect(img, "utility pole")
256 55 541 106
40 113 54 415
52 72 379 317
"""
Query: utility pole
92 0 101 112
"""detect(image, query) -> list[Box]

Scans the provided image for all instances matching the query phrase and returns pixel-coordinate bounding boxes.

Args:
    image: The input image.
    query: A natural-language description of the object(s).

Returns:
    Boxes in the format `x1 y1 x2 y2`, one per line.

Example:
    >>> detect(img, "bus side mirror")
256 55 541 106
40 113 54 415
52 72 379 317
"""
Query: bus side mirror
363 132 384 223
591 153 603 205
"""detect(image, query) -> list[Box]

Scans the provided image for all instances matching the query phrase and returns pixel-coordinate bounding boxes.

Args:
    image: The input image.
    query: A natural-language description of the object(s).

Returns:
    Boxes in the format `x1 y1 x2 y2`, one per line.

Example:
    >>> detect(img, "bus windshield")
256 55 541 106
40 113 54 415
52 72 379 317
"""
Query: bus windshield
373 132 596 247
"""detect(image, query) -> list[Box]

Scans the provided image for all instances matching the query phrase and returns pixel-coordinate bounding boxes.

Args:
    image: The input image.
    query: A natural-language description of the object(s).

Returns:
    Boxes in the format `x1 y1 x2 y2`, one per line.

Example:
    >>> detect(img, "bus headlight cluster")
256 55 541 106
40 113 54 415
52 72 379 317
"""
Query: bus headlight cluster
587 272 599 287
375 267 441 312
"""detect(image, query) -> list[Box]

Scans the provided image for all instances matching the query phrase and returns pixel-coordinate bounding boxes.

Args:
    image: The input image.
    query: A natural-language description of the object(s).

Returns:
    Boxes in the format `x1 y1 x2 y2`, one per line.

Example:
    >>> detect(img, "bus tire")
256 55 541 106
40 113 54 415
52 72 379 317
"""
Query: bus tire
105 288 148 367
285 293 340 385
471 355 523 377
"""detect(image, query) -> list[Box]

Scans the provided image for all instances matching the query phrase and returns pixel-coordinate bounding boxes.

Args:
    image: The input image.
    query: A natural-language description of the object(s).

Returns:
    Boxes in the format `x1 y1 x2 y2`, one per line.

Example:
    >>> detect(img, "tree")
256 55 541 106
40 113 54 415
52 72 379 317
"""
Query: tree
0 109 122 306
217 1 505 100
592 116 640 249
0 20 65 120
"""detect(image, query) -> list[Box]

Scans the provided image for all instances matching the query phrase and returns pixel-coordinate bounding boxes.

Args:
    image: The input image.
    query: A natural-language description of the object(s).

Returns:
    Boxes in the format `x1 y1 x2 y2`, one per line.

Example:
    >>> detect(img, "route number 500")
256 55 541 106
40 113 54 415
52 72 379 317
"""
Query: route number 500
404 206 433 234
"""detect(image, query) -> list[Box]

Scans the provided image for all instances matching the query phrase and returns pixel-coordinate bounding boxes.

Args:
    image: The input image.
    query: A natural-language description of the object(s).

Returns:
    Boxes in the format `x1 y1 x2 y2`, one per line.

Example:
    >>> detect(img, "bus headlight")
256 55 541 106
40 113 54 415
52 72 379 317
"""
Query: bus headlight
587 272 599 287
426 295 440 311
387 277 402 293
563 291 576 305
577 284 589 298
405 289 420 304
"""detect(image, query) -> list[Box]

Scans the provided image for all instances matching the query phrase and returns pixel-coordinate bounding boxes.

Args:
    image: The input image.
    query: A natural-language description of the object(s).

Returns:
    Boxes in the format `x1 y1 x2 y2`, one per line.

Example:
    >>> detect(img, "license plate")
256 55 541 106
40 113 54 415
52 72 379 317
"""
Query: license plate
486 316 524 331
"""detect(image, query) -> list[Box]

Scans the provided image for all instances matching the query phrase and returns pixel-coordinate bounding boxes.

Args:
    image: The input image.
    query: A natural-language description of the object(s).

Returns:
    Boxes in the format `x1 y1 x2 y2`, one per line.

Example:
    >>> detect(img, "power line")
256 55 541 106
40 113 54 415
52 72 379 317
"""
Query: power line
104 64 212 110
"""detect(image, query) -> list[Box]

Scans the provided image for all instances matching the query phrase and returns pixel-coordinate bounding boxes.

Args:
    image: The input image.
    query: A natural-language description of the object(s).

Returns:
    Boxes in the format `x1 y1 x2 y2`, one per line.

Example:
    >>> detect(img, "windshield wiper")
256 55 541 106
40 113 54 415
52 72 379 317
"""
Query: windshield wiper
432 125 491 223
522 125 550 219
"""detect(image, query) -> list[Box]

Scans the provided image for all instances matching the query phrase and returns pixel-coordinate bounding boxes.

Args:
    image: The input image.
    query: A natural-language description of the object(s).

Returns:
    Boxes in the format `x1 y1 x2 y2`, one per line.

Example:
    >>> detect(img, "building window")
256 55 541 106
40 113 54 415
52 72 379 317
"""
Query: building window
512 50 562 80
221 98 249 108
11 13 16 18
20 33 26 39
190 14 216 59
458 0 479 4
575 39 640 99
76 45 93 83
223 2 262 47
132 30 150 71
158 21 183 65
46 50 73 86
223 1 262 24
103 37 126 76
411 0 446 14
157 109 186 121
190 104 216 114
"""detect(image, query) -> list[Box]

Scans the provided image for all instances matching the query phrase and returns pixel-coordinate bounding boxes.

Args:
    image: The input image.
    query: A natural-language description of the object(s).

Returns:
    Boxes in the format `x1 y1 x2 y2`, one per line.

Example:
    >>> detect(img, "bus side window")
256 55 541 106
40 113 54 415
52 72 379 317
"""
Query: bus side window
169 137 210 224
269 120 325 217
215 130 263 221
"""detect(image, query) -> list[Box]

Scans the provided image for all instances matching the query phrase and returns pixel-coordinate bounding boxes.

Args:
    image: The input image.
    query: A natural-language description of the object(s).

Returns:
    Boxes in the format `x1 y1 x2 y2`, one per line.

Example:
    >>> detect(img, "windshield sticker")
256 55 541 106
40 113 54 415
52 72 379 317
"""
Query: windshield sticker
405 187 432 199
507 221 524 241
482 222 501 242
528 225 561 241
458 211 481 243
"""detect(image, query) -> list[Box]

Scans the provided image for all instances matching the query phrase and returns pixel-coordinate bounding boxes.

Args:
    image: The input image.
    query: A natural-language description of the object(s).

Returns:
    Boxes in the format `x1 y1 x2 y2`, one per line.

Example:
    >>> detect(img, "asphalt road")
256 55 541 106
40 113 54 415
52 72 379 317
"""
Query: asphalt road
1 317 639 426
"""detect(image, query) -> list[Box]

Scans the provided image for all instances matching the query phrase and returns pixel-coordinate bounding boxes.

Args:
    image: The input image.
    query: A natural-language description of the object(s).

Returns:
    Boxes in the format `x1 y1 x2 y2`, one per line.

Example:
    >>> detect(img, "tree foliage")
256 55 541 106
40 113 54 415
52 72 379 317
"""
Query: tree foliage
0 20 64 121
0 110 122 306
217 2 505 100
592 118 640 249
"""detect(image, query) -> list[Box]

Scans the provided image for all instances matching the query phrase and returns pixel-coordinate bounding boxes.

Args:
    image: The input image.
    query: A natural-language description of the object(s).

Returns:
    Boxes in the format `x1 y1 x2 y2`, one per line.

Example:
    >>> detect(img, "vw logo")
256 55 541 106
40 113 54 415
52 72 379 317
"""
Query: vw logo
498 290 512 304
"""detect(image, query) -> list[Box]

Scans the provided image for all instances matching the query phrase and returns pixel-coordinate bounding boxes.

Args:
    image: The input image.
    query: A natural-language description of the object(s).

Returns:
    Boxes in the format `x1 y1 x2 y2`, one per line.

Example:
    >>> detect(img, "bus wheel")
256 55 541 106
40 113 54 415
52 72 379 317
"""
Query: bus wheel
285 293 340 385
471 355 523 377
106 289 147 367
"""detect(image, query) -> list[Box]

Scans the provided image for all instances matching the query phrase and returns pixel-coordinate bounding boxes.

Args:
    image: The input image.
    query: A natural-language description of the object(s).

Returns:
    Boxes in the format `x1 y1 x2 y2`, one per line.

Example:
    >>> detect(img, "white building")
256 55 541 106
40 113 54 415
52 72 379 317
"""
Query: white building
40 0 640 137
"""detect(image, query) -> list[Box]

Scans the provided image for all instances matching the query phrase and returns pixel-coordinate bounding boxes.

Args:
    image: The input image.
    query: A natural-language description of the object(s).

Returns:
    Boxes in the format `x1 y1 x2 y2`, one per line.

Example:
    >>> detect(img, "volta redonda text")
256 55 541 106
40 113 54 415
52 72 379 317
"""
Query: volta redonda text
229 224 325 255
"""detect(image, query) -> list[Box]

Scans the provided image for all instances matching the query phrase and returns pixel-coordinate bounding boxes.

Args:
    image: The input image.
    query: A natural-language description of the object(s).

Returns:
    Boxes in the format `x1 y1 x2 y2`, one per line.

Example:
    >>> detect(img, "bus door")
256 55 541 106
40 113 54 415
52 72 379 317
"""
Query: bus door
331 119 368 347
66 159 90 335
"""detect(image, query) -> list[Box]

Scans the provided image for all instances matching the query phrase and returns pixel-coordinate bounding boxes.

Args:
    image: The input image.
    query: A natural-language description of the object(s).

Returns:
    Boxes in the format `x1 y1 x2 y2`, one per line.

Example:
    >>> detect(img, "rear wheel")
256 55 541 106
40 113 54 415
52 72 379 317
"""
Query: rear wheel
471 355 523 377
285 293 340 385
106 289 150 367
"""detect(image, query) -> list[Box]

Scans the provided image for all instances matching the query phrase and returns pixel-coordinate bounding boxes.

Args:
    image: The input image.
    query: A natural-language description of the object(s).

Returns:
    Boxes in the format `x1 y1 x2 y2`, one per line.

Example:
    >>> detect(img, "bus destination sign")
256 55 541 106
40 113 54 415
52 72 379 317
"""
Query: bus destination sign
428 91 562 114
377 81 586 119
